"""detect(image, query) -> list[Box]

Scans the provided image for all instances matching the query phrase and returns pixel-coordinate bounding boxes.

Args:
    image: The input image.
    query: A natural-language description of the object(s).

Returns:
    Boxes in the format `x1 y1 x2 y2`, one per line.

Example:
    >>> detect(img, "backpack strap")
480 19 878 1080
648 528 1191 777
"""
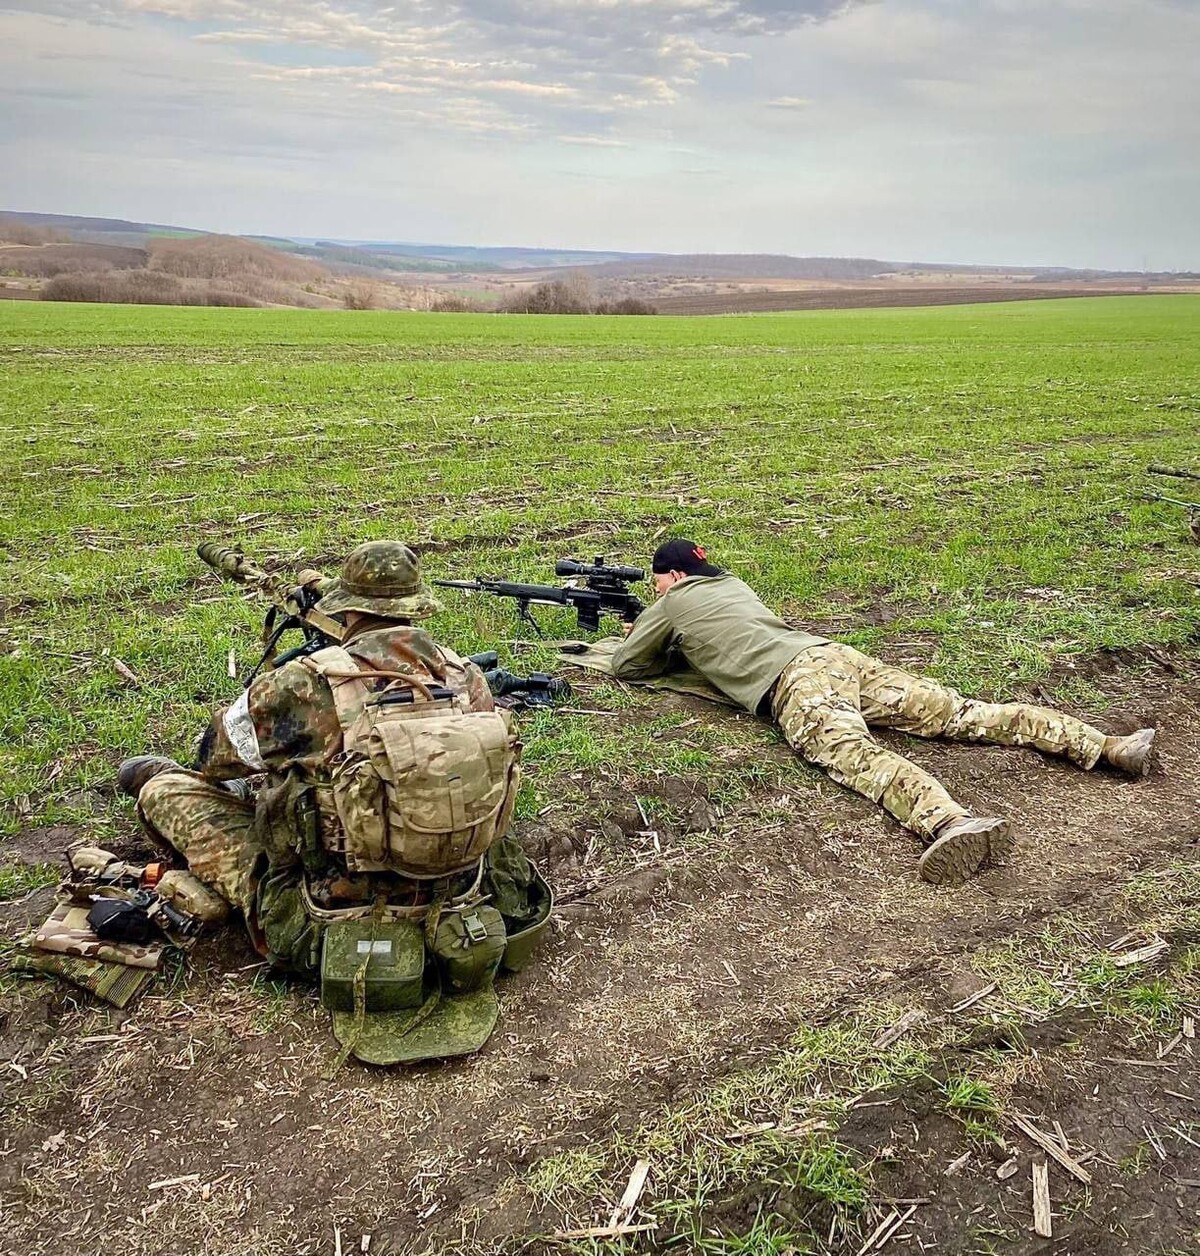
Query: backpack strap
387 637 448 682
301 646 440 741
438 645 468 676
300 646 377 736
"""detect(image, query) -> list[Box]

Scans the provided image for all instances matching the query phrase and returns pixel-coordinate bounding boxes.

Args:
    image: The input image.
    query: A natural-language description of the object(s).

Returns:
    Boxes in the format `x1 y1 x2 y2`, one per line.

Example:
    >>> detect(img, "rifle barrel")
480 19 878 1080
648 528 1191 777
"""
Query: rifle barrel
1148 463 1200 483
197 541 270 585
197 541 344 647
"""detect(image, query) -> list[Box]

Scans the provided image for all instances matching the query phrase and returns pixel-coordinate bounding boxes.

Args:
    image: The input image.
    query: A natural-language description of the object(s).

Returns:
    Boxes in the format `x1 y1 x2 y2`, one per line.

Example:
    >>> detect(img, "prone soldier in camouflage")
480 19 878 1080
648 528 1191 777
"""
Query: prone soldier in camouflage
612 539 1156 887
117 541 547 1061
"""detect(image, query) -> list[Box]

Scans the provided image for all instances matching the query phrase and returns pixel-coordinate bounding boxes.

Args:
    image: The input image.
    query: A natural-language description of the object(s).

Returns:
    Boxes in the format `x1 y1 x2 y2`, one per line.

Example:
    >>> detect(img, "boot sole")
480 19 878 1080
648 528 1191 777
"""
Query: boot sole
919 826 993 888
987 821 1017 864
1109 729 1156 778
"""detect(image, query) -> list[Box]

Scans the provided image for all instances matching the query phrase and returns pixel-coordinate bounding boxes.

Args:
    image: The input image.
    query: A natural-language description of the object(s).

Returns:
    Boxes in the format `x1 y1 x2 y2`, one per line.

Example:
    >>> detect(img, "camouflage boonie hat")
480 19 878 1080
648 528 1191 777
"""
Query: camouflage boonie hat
316 541 443 621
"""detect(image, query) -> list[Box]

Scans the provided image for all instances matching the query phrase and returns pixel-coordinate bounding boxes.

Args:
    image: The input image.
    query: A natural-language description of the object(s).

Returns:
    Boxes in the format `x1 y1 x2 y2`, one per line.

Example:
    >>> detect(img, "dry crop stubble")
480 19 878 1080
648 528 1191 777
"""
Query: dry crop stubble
1 296 1200 1254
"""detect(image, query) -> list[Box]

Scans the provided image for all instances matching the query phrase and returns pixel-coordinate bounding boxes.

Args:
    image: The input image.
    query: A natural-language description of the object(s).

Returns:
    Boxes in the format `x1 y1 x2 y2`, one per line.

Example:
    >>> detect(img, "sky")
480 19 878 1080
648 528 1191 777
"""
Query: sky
2 0 1198 269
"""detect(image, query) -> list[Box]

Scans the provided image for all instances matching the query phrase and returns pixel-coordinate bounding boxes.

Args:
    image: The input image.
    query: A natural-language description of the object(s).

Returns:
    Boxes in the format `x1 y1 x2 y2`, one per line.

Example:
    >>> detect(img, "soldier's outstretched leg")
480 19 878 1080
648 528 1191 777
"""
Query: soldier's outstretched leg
853 656 1155 775
134 769 262 912
771 645 1011 886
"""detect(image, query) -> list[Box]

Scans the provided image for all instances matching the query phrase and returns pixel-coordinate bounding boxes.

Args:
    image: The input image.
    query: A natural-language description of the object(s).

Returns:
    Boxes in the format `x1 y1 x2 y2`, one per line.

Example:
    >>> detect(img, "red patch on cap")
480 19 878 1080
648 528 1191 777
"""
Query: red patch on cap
693 546 707 560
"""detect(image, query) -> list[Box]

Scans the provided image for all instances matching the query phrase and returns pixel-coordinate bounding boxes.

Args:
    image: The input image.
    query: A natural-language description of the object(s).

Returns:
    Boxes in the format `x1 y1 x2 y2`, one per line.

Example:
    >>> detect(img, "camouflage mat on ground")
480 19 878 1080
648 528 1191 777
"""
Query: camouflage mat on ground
32 901 165 970
18 899 169 1008
555 637 739 708
15 951 157 1008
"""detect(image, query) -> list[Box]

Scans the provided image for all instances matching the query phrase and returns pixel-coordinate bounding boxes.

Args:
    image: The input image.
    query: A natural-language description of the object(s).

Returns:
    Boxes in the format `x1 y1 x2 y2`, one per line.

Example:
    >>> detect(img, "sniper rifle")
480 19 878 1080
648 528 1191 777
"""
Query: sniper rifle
435 556 646 637
197 541 343 682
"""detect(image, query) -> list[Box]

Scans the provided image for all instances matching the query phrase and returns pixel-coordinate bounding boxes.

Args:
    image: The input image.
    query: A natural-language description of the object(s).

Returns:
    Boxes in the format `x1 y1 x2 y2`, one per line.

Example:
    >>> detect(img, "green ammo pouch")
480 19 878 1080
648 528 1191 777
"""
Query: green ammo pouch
430 905 506 995
480 835 555 973
499 862 554 974
320 919 426 1013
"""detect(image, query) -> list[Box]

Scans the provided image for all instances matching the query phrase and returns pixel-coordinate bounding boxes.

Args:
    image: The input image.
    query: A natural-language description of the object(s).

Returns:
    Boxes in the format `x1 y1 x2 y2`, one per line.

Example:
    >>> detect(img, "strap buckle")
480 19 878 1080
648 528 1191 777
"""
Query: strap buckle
462 911 489 945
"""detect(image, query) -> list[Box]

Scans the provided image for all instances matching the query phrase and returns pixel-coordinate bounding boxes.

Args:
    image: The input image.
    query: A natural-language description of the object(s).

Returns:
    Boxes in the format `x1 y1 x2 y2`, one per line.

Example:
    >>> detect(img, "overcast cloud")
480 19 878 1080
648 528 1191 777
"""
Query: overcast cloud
1 0 1196 267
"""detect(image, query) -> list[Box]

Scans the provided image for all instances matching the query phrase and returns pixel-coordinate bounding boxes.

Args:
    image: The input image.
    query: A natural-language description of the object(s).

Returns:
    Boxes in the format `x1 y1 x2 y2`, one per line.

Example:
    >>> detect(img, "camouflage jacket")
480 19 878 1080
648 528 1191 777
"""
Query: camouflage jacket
200 620 493 782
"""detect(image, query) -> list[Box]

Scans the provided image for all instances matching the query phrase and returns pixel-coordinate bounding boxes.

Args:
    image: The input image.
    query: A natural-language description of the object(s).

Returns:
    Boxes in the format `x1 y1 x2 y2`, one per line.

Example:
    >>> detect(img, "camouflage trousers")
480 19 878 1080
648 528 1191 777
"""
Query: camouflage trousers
138 770 263 912
770 643 1107 842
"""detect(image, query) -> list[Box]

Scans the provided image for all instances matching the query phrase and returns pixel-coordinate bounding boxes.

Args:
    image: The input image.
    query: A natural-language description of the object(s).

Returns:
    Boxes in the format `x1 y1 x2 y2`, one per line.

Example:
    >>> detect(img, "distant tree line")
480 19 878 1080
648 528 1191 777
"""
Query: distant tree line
0 218 656 314
433 273 656 315
17 234 326 307
41 270 258 307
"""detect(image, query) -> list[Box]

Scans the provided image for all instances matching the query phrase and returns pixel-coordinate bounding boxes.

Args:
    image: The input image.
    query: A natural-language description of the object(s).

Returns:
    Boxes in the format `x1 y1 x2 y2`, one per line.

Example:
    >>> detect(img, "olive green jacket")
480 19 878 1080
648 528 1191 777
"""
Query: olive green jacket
610 574 827 713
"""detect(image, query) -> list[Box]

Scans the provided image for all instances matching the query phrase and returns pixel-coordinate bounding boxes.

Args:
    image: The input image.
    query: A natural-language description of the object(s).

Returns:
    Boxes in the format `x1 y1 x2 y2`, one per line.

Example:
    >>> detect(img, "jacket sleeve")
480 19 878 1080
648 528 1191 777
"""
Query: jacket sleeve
610 598 678 679
195 664 339 779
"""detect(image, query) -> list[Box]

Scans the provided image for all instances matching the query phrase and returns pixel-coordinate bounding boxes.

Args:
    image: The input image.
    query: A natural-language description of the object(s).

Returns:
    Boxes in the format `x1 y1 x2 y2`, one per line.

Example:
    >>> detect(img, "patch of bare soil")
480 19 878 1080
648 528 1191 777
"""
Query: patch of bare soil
1 654 1198 1254
651 285 1192 315
720 997 1200 1255
2 825 79 868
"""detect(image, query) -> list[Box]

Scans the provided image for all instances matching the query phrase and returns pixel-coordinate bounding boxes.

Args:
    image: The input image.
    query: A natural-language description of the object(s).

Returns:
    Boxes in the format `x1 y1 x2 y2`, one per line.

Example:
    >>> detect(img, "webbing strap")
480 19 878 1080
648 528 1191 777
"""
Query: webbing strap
448 776 468 831
343 670 436 702
301 646 374 735
325 913 376 1077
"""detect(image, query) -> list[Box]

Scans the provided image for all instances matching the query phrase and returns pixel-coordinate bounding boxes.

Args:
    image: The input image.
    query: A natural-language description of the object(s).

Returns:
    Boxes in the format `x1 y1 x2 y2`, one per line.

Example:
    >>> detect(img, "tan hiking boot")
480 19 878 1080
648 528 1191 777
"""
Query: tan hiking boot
919 816 1013 887
1103 728 1156 777
117 756 182 800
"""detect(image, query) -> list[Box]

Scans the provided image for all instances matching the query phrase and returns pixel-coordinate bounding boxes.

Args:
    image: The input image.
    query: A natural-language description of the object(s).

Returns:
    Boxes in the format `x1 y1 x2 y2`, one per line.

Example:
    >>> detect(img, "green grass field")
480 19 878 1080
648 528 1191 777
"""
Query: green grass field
3 295 1200 1255
1 295 1197 838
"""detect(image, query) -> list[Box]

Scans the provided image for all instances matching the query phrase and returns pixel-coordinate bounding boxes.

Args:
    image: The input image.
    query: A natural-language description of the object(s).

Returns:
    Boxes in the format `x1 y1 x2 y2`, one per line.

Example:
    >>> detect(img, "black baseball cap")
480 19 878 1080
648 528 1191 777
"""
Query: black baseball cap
651 539 723 577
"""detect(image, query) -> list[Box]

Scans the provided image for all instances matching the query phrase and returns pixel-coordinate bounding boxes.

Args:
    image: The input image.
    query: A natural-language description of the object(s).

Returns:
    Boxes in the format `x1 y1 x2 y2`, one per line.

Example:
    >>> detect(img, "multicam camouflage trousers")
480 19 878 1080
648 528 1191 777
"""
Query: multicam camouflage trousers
138 770 262 912
770 643 1107 843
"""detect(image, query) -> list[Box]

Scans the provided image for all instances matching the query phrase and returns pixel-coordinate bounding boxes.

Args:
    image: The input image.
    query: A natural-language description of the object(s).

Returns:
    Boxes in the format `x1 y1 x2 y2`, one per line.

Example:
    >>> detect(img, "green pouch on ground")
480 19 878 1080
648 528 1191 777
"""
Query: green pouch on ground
320 918 426 1013
325 914 501 1066
481 836 554 972
482 835 543 931
501 864 553 974
430 905 505 994
255 866 324 979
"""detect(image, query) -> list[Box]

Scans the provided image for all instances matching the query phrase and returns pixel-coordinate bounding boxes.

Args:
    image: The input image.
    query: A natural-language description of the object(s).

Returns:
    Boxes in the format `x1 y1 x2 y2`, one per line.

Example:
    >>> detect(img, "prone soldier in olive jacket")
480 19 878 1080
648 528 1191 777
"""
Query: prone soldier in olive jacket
612 540 1155 887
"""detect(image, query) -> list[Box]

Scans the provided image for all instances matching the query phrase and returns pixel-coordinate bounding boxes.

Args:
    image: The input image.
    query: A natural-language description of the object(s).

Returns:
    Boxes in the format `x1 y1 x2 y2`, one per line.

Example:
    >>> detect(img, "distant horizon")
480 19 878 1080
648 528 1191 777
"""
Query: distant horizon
5 207 1194 278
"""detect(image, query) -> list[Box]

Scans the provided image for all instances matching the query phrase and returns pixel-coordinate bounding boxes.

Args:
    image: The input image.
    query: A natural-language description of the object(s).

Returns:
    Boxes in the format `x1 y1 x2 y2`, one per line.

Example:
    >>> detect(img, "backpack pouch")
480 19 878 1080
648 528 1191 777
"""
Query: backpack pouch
368 704 520 878
329 755 391 872
429 905 506 994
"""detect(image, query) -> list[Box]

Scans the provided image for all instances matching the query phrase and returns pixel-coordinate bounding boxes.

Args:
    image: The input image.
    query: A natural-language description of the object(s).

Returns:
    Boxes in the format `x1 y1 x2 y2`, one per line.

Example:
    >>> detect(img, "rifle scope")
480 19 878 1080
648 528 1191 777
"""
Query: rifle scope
555 556 644 583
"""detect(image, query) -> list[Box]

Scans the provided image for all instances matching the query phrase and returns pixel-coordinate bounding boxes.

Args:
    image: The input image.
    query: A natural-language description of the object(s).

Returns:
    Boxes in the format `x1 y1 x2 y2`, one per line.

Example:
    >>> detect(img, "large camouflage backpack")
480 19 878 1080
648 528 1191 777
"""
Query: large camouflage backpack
301 646 521 879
